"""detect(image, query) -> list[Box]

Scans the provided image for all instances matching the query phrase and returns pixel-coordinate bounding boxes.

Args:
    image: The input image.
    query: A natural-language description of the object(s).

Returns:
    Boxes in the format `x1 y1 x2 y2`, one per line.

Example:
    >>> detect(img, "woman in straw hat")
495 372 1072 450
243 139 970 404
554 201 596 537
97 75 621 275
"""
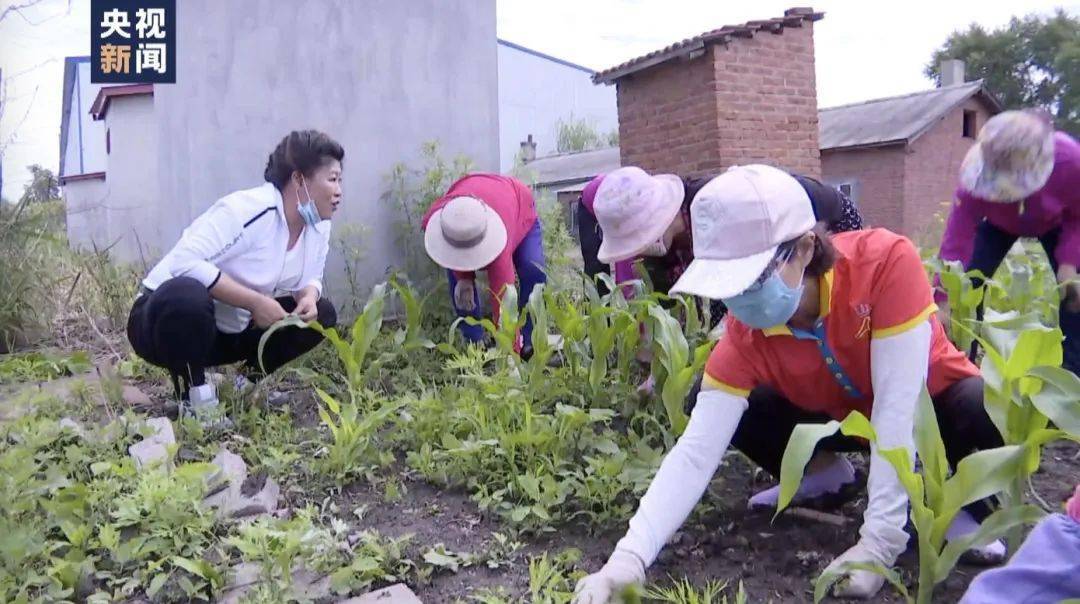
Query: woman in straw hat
574 165 1005 603
422 173 546 353
937 109 1080 373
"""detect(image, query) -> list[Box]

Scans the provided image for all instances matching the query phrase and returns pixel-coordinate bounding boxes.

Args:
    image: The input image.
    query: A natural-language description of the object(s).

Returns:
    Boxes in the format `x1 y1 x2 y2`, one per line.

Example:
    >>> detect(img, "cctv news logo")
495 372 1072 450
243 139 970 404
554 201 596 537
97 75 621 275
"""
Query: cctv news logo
91 0 176 84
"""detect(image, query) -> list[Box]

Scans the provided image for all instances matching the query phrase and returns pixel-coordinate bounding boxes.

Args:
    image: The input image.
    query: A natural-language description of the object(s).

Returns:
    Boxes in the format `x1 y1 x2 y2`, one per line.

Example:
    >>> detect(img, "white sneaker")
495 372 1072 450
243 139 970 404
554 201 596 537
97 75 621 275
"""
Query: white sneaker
182 384 232 429
207 373 255 396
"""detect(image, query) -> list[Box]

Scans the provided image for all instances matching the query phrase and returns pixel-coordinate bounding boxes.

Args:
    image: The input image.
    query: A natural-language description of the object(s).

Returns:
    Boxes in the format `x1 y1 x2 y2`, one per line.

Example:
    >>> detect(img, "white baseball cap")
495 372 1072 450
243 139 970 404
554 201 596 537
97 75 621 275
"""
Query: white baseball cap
593 166 685 263
670 164 816 300
424 196 508 271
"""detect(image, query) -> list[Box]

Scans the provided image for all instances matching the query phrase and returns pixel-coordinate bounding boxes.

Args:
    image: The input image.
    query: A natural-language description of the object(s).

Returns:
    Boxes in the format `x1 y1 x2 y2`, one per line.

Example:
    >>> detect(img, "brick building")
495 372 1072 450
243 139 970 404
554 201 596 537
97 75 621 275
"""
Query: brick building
593 7 824 179
819 64 1002 241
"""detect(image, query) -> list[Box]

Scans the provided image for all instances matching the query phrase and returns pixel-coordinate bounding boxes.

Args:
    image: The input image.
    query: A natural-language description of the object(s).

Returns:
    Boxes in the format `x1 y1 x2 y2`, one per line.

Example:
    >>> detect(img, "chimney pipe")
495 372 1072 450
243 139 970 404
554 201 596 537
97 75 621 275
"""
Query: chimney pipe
520 134 537 163
940 59 965 88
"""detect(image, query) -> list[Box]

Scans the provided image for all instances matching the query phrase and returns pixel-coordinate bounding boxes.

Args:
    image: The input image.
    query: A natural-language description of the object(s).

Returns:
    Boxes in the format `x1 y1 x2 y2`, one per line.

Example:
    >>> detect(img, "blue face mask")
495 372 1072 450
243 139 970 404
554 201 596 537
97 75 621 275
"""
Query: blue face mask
723 260 805 330
296 178 323 227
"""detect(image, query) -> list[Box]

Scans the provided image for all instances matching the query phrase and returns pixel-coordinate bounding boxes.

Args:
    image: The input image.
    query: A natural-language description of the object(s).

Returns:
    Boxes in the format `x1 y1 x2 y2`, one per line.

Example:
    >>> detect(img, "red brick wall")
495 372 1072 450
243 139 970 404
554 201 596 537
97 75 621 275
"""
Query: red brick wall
903 98 995 244
616 22 820 179
821 145 907 231
615 47 722 178
713 24 821 177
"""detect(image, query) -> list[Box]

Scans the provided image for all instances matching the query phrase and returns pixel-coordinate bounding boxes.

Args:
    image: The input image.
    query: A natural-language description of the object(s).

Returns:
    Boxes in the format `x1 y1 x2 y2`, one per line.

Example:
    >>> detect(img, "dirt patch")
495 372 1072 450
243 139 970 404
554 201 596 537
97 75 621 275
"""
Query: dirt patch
294 440 1079 603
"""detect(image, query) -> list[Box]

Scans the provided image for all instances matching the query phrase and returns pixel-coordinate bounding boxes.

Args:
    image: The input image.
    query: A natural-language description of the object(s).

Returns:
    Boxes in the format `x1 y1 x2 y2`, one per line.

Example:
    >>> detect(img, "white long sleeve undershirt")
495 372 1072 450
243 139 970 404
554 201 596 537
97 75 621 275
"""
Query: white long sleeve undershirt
612 321 933 568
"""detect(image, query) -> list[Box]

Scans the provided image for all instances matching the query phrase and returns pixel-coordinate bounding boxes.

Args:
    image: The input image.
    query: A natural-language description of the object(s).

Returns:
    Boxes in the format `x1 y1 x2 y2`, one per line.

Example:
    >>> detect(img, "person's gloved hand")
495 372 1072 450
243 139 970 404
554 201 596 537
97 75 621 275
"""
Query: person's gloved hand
454 279 477 312
573 550 645 604
822 540 891 599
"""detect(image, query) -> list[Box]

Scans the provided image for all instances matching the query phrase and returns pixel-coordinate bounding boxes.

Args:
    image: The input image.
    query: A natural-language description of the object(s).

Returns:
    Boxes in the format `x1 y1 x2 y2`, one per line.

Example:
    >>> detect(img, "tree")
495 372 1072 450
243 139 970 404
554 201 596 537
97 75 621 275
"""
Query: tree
555 115 621 153
19 164 59 203
926 10 1080 135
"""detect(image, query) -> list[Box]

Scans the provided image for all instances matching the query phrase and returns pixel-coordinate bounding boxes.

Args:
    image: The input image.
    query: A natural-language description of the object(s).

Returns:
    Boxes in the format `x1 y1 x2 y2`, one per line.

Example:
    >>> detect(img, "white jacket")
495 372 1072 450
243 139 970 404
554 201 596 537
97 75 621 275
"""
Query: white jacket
143 182 331 333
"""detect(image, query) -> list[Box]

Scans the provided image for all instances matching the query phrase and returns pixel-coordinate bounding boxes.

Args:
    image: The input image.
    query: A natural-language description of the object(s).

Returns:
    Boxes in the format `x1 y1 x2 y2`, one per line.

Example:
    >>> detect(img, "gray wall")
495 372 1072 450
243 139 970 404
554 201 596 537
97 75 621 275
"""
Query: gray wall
154 0 499 301
497 42 616 171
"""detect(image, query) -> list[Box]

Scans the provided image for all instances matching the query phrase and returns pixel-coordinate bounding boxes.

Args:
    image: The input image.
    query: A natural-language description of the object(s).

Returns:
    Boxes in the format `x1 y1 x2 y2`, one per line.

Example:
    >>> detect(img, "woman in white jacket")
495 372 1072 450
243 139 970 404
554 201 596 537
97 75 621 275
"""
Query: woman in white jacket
127 130 342 421
574 165 1006 602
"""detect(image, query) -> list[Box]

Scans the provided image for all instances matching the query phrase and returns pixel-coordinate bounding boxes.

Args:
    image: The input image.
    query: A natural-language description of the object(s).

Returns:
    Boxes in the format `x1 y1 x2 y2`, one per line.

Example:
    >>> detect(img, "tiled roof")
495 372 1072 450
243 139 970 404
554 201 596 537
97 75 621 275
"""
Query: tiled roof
593 7 824 85
819 81 1004 151
525 146 621 188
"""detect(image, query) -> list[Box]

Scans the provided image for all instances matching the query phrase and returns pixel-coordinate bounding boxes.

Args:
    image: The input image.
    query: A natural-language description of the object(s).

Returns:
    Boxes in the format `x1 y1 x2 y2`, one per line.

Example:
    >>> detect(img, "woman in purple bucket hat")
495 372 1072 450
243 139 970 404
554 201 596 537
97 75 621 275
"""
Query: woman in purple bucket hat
937 109 1080 374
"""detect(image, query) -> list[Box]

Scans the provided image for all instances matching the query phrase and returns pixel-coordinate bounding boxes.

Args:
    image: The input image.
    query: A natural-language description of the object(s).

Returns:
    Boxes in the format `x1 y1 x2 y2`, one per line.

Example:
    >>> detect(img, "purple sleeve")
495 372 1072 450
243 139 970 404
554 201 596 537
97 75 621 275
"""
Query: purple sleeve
1053 142 1080 268
614 259 636 284
939 190 984 266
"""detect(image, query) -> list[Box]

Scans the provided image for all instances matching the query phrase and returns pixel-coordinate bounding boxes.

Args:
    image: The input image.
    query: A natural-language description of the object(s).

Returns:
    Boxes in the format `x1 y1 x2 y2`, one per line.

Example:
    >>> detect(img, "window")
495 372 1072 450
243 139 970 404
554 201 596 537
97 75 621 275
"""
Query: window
963 110 977 138
838 183 853 197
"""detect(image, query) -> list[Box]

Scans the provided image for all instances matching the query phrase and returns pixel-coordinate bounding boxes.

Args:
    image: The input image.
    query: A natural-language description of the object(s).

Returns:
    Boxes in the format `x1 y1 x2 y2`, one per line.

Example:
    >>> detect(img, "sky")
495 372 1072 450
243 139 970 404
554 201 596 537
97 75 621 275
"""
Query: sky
1 0 1078 201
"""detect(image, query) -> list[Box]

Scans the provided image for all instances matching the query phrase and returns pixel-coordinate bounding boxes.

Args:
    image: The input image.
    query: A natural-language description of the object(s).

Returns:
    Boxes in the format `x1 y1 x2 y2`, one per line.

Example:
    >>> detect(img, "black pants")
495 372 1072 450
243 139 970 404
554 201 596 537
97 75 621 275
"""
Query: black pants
687 376 1003 520
127 276 336 399
968 220 1079 374
577 201 611 297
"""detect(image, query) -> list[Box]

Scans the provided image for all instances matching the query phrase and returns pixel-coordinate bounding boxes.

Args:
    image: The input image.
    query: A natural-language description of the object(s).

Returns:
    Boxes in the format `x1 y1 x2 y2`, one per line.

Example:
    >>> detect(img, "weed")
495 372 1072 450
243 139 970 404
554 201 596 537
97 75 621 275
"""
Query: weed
0 349 91 384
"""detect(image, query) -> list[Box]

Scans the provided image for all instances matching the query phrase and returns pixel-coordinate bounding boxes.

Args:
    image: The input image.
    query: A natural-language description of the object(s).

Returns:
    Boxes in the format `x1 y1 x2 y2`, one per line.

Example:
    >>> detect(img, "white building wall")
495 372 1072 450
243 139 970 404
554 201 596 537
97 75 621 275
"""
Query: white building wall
497 41 617 171
102 95 158 265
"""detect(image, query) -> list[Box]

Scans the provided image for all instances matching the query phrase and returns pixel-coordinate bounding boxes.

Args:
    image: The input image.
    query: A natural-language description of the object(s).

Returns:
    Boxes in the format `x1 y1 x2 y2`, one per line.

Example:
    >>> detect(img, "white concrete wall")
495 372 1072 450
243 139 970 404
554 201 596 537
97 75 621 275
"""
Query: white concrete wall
64 95 157 265
497 41 617 171
153 0 499 301
64 176 109 253
102 95 159 265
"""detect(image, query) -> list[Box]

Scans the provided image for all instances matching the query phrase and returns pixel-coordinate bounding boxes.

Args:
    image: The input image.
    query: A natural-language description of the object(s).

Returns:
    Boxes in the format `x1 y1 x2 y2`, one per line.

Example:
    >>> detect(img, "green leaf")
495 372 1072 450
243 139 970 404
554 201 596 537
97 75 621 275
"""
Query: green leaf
257 315 311 374
913 386 949 510
147 572 170 597
1027 365 1080 438
776 420 843 516
814 561 912 604
933 505 1044 582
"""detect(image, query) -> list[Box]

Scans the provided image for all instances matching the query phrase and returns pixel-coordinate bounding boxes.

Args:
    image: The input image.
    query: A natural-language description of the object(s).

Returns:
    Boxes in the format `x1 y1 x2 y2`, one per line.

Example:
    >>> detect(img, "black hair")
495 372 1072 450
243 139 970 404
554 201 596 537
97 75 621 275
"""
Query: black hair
263 130 344 190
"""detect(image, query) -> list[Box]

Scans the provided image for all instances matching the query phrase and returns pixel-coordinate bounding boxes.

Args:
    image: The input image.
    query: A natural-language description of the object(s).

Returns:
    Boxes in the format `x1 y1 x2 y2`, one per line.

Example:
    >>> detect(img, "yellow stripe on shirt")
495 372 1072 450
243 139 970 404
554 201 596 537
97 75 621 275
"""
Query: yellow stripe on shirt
871 303 939 339
702 373 752 398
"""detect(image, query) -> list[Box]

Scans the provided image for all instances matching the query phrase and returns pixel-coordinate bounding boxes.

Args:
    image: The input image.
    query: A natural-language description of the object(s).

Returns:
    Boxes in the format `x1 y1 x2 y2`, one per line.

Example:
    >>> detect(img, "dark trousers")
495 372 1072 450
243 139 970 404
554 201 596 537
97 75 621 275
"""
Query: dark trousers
968 220 1079 374
687 376 1003 521
577 201 608 290
127 276 336 399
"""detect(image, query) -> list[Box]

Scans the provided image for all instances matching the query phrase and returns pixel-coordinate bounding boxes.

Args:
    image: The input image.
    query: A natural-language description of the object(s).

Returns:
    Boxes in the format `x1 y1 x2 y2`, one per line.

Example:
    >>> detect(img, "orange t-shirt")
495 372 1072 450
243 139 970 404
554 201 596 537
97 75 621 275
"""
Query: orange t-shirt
703 229 978 420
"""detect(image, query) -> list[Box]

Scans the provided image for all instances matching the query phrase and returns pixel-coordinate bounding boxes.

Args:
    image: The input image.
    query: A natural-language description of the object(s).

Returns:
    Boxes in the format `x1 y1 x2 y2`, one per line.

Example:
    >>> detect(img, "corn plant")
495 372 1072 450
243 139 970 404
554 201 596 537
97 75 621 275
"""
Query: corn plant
258 282 389 394
525 285 556 387
460 285 527 361
776 389 1054 604
928 259 986 353
647 305 712 436
643 578 747 604
957 312 1080 551
547 289 589 378
314 388 403 481
389 275 435 351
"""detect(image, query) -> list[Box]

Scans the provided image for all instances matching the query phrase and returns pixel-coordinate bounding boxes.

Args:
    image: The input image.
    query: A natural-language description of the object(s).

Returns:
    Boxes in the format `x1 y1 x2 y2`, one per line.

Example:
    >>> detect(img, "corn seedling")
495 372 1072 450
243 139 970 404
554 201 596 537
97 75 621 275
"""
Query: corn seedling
956 312 1080 551
644 578 747 604
777 389 1053 604
389 274 435 351
647 304 713 436
259 282 389 394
